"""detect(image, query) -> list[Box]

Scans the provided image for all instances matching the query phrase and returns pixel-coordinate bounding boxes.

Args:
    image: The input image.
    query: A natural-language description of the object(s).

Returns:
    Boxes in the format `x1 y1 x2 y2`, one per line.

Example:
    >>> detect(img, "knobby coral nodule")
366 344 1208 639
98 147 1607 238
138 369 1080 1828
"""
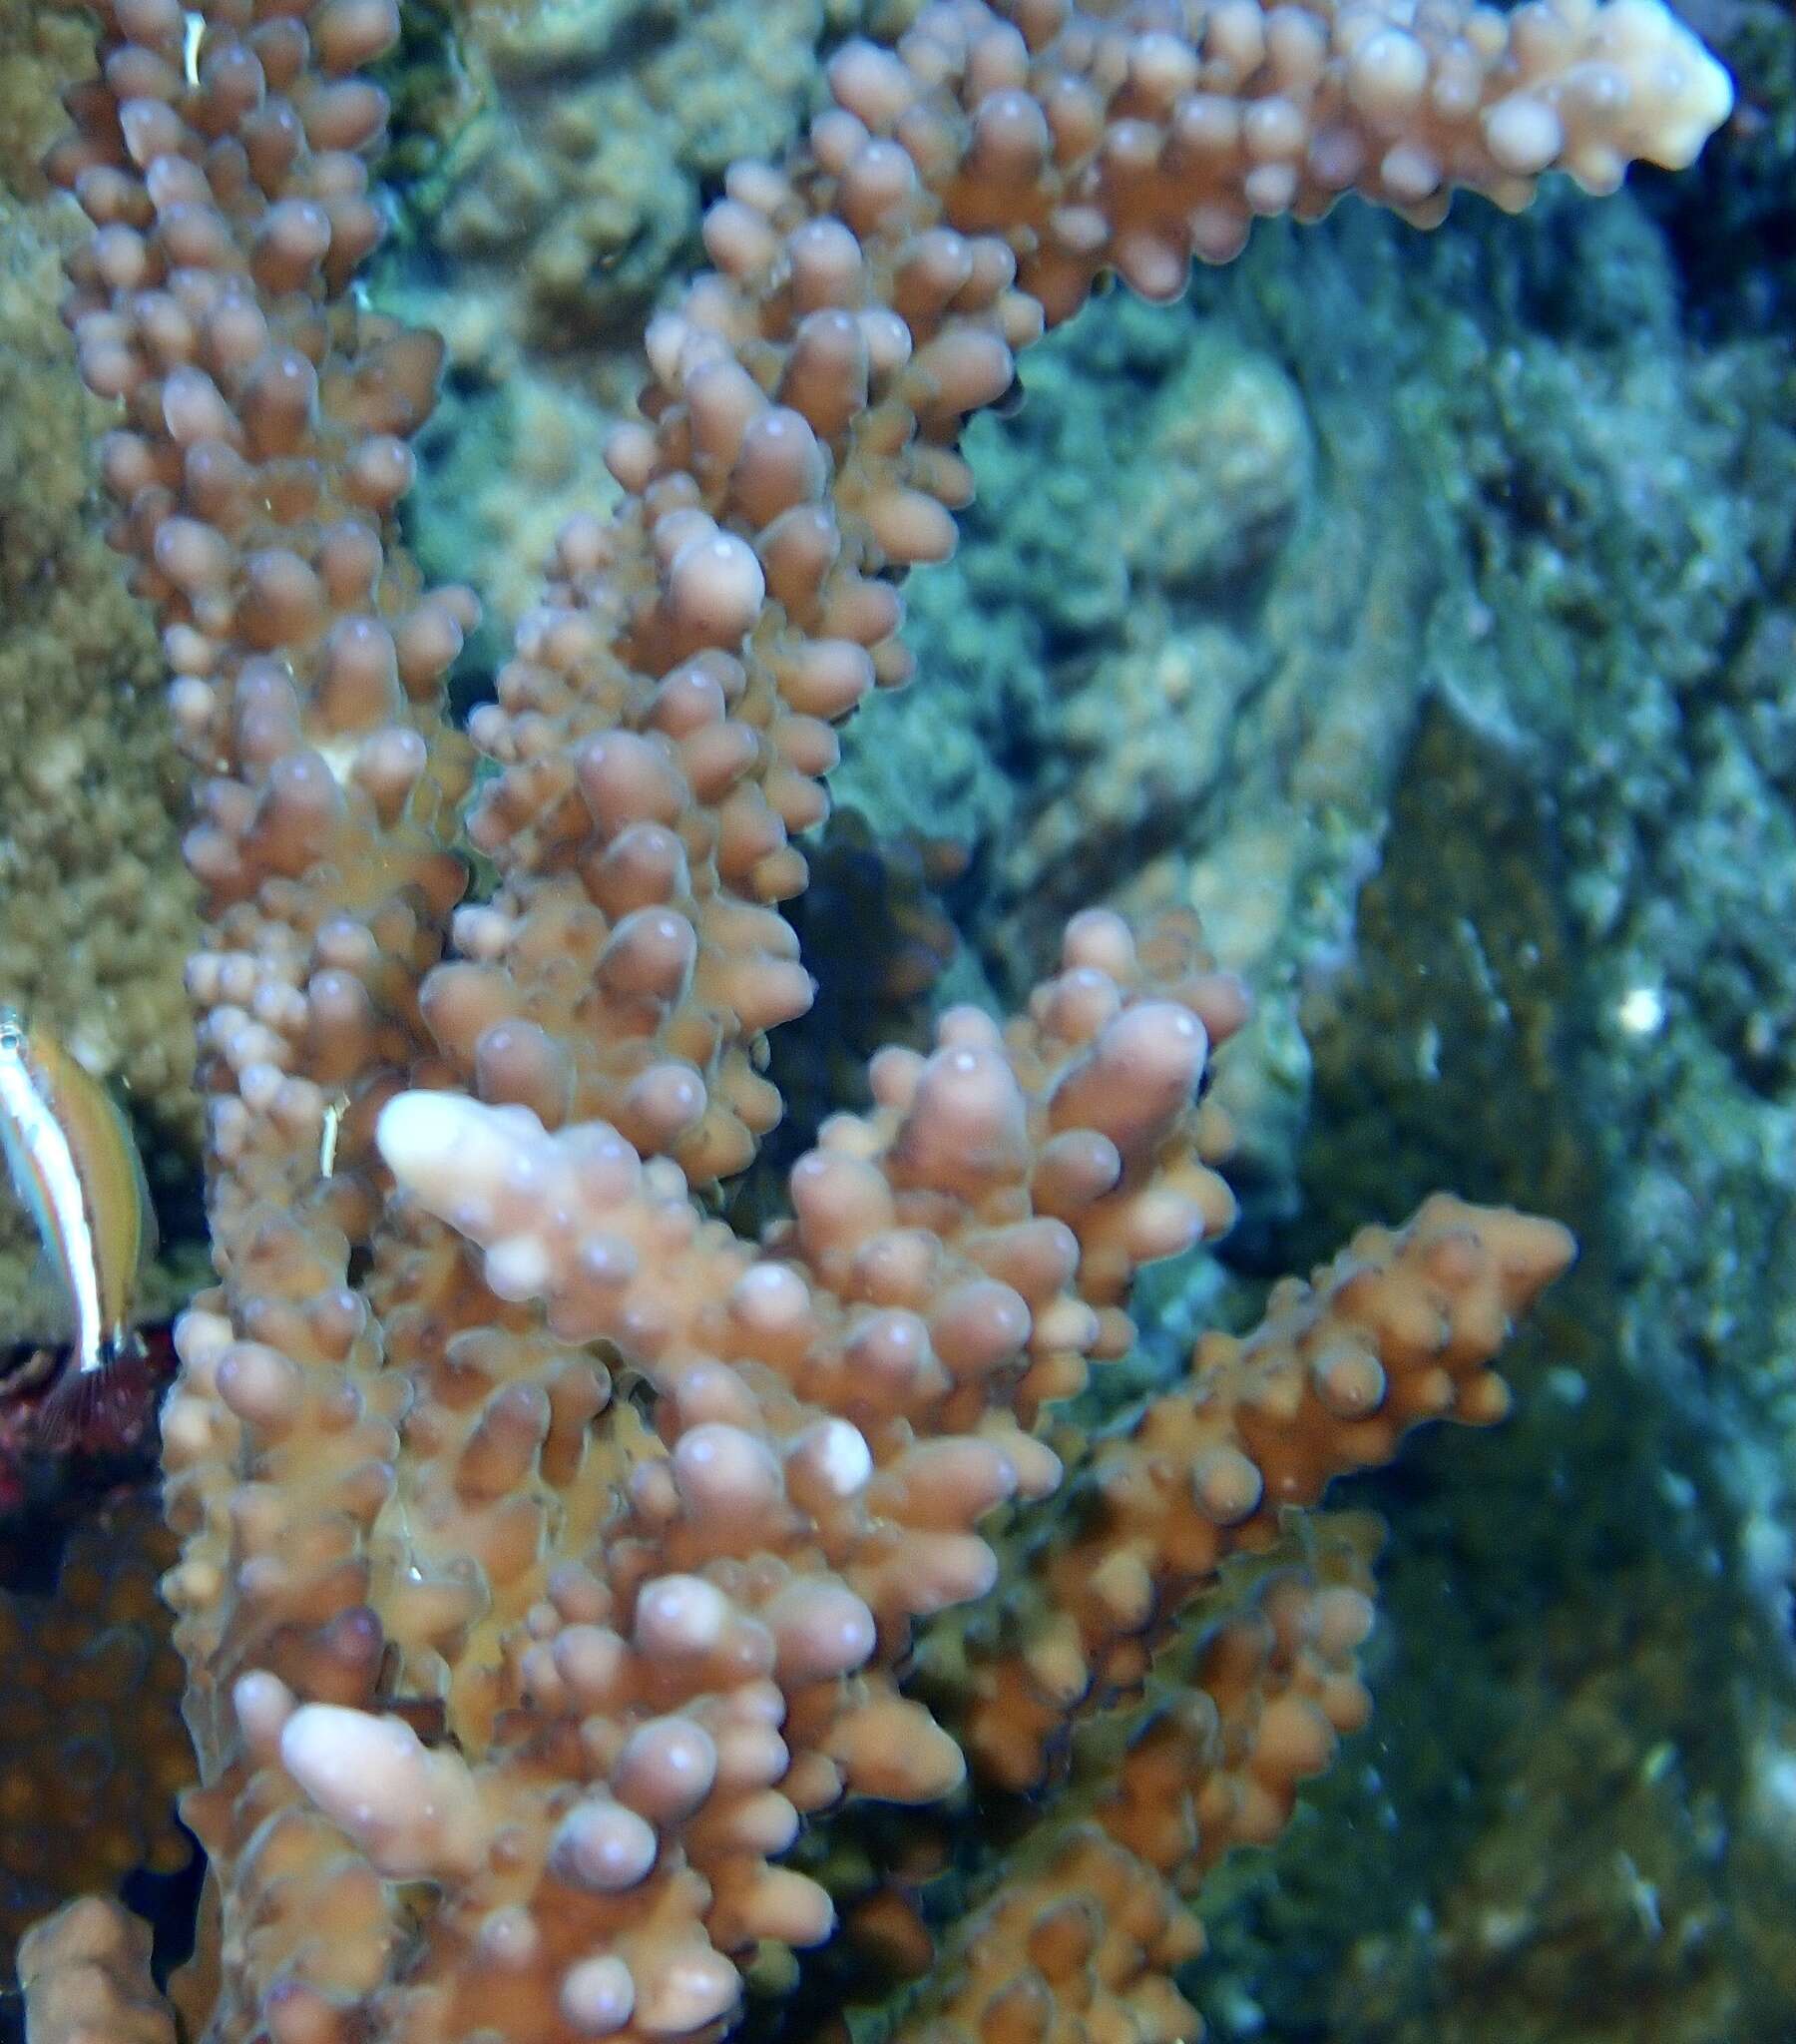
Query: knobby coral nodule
19 1 1729 2040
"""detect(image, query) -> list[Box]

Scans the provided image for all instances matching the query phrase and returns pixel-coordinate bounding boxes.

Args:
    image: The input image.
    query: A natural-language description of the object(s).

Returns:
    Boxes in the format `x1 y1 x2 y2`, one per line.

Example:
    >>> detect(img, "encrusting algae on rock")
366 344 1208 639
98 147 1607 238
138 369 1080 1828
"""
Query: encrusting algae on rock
5 0 1736 2039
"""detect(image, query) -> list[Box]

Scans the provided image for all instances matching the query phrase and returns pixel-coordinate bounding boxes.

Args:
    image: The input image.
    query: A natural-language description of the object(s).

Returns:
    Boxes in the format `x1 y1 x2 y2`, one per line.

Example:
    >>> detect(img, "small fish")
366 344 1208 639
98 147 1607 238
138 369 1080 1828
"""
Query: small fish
0 1008 156 1435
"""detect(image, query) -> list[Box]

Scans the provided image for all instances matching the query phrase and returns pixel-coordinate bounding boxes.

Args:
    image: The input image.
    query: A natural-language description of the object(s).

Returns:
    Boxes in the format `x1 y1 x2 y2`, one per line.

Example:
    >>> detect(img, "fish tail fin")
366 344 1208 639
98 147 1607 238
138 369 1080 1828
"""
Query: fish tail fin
33 1365 107 1454
34 1333 159 1457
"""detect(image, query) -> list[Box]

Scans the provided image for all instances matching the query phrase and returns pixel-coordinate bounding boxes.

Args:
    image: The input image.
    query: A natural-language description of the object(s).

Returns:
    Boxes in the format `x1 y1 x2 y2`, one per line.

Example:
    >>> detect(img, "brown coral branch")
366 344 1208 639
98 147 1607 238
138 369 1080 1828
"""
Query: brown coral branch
949 1194 1574 1791
453 0 1730 1180
48 0 485 2018
20 1896 177 2044
891 1556 1381 2044
32 0 1719 2039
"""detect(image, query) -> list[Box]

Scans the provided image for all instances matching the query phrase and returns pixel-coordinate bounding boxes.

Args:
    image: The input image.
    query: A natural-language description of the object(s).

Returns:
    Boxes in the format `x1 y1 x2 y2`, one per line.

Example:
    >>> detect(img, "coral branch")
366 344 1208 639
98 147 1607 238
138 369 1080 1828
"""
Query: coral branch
28 0 1718 2038
19 1896 176 2044
952 1194 1574 1790
457 0 1729 1179
895 1564 1379 2044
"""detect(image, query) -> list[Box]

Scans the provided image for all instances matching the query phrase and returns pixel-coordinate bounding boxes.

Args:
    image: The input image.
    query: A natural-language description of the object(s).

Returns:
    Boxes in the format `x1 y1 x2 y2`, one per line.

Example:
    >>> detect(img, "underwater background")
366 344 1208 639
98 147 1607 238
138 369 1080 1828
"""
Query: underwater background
0 0 1792 2038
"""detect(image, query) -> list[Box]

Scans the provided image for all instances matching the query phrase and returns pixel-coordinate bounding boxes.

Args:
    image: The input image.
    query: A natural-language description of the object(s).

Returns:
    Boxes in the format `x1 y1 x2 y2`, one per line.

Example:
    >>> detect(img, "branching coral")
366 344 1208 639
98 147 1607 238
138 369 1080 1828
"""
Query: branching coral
18 0 1729 2039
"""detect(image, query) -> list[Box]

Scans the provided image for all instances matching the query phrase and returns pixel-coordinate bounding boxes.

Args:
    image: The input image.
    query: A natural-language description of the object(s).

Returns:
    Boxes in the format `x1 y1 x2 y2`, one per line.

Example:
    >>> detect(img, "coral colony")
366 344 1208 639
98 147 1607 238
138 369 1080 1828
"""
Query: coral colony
18 3 1729 2042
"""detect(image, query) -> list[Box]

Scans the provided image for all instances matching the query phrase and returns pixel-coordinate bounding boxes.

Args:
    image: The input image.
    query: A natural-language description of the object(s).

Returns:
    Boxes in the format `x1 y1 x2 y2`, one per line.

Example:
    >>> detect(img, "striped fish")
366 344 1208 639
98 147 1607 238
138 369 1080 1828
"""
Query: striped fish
0 1008 154 1398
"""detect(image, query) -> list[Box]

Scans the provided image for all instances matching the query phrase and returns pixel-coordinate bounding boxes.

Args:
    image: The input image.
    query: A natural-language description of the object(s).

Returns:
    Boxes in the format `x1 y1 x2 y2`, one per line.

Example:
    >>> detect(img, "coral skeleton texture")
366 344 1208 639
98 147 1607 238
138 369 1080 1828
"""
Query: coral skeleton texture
19 0 1729 2040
